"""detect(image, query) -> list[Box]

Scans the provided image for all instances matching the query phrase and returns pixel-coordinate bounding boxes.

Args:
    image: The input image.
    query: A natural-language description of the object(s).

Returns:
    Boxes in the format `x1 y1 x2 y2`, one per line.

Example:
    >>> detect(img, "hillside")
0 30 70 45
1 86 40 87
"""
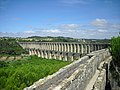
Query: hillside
0 38 27 56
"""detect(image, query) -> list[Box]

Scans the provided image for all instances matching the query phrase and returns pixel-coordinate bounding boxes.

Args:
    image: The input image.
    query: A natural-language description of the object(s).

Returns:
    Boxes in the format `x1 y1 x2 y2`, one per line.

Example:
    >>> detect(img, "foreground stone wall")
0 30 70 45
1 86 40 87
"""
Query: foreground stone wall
24 49 111 90
92 56 112 90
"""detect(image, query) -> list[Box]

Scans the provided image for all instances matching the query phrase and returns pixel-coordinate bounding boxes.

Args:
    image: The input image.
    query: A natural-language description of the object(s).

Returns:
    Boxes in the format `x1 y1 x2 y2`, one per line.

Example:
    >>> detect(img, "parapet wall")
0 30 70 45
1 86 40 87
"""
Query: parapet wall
24 49 111 90
92 56 112 90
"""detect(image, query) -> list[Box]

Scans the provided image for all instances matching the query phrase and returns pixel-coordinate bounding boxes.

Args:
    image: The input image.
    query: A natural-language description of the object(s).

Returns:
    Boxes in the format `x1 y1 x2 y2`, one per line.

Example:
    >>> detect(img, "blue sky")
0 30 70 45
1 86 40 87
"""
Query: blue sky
0 0 120 39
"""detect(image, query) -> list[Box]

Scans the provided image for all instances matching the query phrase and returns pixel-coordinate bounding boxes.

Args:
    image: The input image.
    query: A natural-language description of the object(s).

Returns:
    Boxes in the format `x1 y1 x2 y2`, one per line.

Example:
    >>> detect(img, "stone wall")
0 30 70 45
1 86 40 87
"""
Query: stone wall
24 49 111 90
92 56 112 90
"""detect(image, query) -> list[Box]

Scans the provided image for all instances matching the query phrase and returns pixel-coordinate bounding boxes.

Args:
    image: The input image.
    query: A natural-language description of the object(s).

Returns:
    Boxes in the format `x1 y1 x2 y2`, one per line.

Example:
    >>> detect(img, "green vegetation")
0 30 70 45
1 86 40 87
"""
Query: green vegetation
110 36 120 86
0 38 27 56
0 36 110 43
18 36 79 42
0 56 71 90
110 36 120 67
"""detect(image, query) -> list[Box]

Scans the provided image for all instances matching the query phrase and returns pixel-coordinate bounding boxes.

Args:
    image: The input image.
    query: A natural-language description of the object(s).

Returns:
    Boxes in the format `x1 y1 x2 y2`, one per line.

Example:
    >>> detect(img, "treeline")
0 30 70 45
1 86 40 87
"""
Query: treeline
110 36 120 86
0 38 27 56
18 36 79 42
18 36 110 43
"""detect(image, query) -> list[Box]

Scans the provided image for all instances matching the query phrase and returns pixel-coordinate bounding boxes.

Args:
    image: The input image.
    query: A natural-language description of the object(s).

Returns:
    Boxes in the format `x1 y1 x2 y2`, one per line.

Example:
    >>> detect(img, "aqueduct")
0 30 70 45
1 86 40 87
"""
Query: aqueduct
18 42 112 90
19 42 108 61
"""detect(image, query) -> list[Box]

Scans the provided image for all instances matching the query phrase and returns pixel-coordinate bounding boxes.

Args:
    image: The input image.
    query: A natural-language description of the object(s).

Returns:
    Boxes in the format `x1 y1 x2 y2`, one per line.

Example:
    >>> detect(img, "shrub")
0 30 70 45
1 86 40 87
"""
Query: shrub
110 36 120 67
0 56 71 89
110 36 120 86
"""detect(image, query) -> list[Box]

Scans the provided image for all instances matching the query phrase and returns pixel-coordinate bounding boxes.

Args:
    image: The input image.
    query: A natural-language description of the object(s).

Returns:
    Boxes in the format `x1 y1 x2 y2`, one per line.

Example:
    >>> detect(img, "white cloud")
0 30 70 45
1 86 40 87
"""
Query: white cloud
0 19 120 39
111 24 120 30
42 29 61 33
91 18 108 27
0 28 119 39
59 24 81 30
91 18 120 32
24 30 35 34
67 29 76 32
97 29 108 32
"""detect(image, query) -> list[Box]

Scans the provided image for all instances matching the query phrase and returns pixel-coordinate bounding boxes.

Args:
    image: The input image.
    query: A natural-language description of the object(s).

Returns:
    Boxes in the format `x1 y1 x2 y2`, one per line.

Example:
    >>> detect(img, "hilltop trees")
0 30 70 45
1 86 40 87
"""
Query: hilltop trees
0 38 27 56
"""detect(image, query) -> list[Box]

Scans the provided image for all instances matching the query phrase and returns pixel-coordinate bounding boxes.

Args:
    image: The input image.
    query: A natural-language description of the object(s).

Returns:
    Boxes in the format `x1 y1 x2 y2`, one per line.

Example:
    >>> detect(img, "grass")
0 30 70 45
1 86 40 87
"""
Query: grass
0 55 71 90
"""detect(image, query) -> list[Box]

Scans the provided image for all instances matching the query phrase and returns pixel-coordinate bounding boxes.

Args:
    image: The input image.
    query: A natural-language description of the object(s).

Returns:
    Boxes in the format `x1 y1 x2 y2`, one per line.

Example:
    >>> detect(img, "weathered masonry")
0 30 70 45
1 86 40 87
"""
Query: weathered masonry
19 42 109 61
22 49 111 90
